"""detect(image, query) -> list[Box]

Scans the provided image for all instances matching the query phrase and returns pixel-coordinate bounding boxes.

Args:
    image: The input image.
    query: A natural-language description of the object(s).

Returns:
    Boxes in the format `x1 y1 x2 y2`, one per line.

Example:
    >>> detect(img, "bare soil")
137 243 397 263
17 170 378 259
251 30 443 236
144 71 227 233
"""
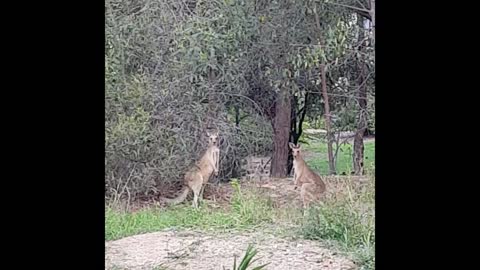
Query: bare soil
105 230 357 270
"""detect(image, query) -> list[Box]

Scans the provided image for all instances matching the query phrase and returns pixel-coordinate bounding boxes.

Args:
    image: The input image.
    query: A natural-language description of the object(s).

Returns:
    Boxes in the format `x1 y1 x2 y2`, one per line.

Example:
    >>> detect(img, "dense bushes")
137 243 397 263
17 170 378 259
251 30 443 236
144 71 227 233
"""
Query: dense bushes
105 0 375 200
105 0 272 200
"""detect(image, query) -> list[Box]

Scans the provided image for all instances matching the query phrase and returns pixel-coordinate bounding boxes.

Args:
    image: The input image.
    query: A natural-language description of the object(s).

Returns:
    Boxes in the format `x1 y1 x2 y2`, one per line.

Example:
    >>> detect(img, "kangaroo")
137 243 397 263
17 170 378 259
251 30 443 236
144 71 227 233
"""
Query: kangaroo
289 143 326 209
163 131 220 208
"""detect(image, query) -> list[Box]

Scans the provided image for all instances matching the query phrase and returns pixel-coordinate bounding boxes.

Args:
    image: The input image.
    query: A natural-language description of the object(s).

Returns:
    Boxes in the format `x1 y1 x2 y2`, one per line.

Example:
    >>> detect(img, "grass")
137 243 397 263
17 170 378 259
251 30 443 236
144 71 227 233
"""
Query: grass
106 140 375 269
300 175 375 269
106 182 276 241
303 138 375 175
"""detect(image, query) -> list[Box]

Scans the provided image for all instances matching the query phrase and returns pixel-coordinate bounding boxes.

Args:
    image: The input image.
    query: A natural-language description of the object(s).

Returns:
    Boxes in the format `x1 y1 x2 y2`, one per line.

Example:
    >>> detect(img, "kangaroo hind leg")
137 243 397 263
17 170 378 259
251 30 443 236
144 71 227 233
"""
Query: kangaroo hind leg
191 175 204 208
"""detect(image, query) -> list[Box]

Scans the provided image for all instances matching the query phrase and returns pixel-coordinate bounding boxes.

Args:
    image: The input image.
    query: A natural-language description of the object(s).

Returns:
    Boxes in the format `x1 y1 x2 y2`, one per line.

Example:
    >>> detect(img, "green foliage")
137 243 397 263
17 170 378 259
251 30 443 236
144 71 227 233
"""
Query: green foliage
171 0 257 90
105 0 374 201
227 244 269 270
105 74 153 146
105 0 273 200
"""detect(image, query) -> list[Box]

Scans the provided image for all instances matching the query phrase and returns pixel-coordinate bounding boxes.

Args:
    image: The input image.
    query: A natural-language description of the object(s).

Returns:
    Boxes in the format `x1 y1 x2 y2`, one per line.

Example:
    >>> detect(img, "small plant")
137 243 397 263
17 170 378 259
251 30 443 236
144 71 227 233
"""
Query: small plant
225 244 269 270
152 266 168 270
231 178 241 194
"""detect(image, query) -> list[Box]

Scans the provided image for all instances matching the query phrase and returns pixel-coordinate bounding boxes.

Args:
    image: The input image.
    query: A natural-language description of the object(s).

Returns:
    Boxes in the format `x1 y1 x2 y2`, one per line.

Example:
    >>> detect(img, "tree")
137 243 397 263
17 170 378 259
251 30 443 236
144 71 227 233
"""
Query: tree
312 3 337 175
270 86 292 177
353 16 369 175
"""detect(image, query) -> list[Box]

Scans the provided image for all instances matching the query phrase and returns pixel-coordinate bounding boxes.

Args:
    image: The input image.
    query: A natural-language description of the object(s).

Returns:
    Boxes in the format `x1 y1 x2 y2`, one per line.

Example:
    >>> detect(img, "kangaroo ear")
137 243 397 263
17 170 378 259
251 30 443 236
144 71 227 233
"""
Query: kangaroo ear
289 142 295 149
206 131 211 137
296 144 301 149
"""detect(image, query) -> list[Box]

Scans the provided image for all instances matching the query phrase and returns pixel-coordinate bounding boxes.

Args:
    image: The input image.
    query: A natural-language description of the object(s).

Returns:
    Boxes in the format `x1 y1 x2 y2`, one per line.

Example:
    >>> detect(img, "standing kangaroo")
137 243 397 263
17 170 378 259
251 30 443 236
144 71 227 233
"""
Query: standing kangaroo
289 143 326 209
164 131 220 208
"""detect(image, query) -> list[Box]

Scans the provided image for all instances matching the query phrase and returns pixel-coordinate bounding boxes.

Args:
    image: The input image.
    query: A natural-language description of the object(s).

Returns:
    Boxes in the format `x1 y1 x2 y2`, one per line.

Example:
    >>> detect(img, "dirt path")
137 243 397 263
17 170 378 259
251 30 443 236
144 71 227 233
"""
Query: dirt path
105 230 357 270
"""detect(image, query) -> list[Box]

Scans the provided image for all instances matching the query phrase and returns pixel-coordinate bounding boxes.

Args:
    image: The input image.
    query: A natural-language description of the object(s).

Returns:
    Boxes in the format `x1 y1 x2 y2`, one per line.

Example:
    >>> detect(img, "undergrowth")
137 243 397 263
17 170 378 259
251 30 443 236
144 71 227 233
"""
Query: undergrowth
300 175 375 270
106 179 276 241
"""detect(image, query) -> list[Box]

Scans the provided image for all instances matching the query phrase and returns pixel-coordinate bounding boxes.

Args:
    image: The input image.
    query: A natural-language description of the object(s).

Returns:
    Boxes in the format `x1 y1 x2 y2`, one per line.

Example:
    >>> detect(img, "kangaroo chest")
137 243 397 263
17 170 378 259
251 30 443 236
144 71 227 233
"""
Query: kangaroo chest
293 159 303 178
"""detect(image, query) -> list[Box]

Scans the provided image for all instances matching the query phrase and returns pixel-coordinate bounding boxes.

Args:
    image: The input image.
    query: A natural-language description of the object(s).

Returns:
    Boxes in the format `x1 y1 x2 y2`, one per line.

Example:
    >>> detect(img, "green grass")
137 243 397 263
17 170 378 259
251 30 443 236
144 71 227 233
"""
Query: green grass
300 174 375 269
303 139 375 175
106 182 276 241
106 206 234 241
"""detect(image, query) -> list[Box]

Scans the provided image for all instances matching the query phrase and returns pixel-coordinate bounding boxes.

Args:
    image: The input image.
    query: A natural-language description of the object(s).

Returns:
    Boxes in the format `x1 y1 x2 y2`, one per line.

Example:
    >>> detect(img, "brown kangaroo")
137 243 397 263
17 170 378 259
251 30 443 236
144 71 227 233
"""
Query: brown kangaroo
289 142 326 209
163 131 220 208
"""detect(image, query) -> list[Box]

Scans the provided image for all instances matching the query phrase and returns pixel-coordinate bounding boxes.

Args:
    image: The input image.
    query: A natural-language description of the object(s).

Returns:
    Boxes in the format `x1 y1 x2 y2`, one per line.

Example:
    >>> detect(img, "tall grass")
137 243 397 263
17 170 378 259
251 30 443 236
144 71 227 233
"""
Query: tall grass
300 175 375 269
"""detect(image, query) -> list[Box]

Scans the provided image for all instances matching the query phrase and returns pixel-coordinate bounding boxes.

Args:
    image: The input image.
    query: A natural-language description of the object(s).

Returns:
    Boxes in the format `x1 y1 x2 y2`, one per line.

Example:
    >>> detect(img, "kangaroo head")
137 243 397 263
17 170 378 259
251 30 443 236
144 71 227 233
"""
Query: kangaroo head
289 142 301 158
206 131 219 146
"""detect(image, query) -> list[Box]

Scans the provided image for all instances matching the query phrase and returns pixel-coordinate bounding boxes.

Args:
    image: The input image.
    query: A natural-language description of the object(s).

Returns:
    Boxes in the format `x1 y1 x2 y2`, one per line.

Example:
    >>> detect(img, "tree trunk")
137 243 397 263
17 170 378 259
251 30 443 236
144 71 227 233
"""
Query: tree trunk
287 96 297 176
353 17 369 176
313 5 335 175
353 128 365 175
271 87 292 178
320 64 336 175
370 0 375 47
288 93 309 175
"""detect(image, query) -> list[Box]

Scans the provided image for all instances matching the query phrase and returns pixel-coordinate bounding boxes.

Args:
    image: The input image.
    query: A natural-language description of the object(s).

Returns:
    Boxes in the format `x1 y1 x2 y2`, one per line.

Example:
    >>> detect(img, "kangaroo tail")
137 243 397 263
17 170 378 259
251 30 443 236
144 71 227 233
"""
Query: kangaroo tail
162 186 190 205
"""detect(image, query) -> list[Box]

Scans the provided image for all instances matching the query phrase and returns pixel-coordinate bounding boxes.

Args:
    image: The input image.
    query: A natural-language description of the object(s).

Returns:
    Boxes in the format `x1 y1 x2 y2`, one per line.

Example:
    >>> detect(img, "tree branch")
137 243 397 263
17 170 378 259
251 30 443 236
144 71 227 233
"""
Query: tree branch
297 92 309 140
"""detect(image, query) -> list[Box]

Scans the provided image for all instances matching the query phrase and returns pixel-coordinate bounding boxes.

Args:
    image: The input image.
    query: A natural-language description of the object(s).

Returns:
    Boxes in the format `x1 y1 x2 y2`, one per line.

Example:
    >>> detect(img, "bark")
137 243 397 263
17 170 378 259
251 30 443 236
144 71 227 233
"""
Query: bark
370 0 375 47
353 17 369 175
320 64 336 175
313 5 336 175
288 93 309 175
270 87 292 178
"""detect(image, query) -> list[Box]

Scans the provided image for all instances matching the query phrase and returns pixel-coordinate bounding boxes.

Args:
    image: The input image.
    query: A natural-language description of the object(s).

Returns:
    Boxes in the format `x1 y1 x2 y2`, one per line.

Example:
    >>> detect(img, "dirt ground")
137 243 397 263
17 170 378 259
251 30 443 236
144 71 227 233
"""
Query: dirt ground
106 175 371 270
105 229 357 270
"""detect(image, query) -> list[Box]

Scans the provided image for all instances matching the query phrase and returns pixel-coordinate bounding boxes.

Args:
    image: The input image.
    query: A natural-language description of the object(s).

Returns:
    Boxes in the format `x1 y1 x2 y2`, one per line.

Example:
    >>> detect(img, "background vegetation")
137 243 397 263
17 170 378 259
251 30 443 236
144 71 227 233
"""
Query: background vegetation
105 0 374 200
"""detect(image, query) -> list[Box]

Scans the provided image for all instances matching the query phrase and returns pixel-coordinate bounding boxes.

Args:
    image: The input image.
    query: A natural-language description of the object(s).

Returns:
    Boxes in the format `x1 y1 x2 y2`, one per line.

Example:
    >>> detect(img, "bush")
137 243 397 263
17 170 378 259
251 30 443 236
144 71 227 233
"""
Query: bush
105 0 272 201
